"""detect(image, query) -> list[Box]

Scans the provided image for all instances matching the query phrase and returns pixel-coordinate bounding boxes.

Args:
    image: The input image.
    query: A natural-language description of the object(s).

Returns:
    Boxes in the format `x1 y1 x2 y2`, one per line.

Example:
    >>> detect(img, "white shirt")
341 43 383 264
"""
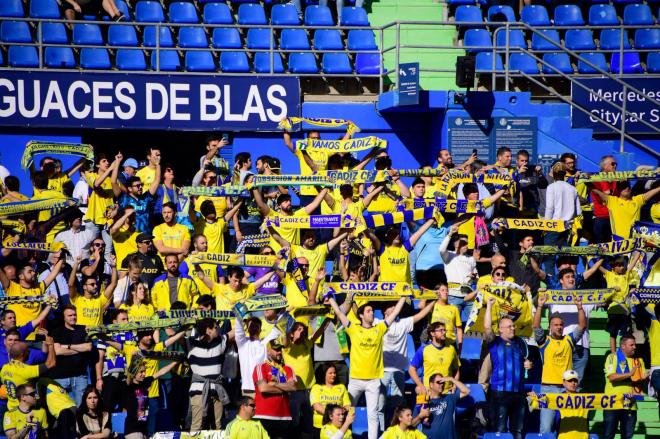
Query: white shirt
439 234 476 296
544 180 581 221
234 318 281 391
54 223 99 266
381 317 414 373
38 265 70 307
73 177 89 214
548 303 596 348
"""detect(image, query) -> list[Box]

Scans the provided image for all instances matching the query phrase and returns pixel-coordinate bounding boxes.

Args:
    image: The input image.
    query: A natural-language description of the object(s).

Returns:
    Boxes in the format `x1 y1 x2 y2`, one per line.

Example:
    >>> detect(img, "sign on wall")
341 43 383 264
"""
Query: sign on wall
571 78 660 134
0 72 300 131
397 62 419 106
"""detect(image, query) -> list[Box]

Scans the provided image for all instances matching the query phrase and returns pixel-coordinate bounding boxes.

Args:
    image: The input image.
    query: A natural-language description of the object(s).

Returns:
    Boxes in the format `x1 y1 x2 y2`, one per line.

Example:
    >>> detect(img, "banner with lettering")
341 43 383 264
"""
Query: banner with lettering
541 288 616 305
465 283 533 337
532 393 635 410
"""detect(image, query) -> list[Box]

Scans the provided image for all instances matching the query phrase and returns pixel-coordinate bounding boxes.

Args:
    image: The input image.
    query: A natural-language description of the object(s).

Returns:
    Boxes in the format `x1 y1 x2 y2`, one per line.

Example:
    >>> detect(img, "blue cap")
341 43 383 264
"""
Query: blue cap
123 158 139 169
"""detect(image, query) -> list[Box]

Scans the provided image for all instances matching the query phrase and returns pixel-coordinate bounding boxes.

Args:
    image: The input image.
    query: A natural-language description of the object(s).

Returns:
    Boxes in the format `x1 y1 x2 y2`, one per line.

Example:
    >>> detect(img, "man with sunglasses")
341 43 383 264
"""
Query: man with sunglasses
589 155 620 243
3 384 48 439
67 256 118 327
121 234 164 287
415 372 470 438
224 395 269 438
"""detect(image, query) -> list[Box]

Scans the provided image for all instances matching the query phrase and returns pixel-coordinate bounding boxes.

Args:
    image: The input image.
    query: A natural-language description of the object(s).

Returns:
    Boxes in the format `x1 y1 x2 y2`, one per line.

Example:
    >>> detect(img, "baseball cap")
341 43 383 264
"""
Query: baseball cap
268 340 284 351
123 158 139 169
136 233 154 243
563 370 579 381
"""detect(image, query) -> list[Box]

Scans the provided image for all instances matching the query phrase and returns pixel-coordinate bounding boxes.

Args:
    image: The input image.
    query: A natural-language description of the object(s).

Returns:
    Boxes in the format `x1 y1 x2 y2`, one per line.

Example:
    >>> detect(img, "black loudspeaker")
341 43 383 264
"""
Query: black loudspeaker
456 55 476 88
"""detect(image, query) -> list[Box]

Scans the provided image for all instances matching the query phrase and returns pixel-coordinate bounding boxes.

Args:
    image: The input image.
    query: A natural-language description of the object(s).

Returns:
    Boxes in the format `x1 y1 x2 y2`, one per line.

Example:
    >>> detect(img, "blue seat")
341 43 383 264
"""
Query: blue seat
340 7 369 26
238 3 267 25
484 434 514 439
542 52 573 74
0 21 32 43
460 337 483 360
353 407 368 436
254 52 285 73
347 30 377 51
281 29 310 50
116 49 147 70
151 50 181 71
111 0 130 20
565 29 596 51
39 23 68 44
496 29 527 49
577 52 607 73
610 52 643 73
509 53 539 74
650 53 660 73
589 4 618 26
169 2 198 23
143 26 174 47
44 47 75 68
531 29 561 51
30 0 60 18
447 0 477 4
178 27 208 48
305 5 334 26
525 434 556 439
8 46 38 67
521 5 550 26
288 53 318 73
323 53 352 73
80 48 111 69
314 30 344 50
487 5 516 22
600 29 631 50
355 53 380 74
220 52 250 72
212 28 241 49
186 50 216 71
635 29 660 49
554 4 584 26
588 435 599 439
73 24 103 45
135 1 165 22
0 0 24 17
108 25 139 46
623 4 654 25
1 49 4 66
476 52 504 71
406 334 416 363
247 28 274 49
271 4 300 25
457 383 487 415
203 3 232 24
455 5 483 26
112 412 126 435
464 29 492 53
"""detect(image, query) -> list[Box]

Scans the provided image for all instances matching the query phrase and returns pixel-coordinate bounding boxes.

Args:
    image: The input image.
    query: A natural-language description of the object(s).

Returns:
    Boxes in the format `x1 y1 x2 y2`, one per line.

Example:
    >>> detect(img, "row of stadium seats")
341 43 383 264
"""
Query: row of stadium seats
447 0 660 5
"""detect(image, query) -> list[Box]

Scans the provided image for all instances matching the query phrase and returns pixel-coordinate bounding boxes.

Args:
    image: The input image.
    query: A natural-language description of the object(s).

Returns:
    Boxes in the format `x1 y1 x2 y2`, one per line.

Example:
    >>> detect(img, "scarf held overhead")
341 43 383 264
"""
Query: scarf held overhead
491 218 571 233
465 283 533 337
181 185 250 198
0 198 78 217
540 289 615 305
295 136 387 153
629 287 660 305
21 141 94 170
264 213 361 229
576 169 660 183
278 117 360 136
190 252 279 268
0 241 66 253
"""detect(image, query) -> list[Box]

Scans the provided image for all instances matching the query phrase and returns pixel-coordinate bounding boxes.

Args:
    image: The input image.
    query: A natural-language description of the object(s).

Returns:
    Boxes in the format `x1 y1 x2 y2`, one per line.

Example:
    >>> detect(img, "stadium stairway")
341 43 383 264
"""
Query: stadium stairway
366 0 462 90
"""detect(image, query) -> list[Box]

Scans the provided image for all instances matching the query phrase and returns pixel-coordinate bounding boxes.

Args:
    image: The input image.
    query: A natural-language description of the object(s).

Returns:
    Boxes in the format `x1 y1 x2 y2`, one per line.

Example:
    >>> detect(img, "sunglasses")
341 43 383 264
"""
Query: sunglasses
246 403 256 408
93 243 106 247
262 252 274 255
86 282 98 287
24 391 37 397
433 381 444 385
139 240 152 245
132 184 143 188
494 271 506 276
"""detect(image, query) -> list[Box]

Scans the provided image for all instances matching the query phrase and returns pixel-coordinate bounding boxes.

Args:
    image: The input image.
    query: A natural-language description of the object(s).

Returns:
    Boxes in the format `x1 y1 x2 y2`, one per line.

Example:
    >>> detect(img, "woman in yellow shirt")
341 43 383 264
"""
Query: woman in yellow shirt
319 404 354 439
310 363 352 431
381 406 427 439
121 282 155 322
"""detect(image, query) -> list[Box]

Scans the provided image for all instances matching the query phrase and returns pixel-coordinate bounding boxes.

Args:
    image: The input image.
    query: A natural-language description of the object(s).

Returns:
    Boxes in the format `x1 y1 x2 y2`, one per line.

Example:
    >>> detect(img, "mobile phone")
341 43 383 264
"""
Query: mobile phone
472 149 478 156
222 132 231 145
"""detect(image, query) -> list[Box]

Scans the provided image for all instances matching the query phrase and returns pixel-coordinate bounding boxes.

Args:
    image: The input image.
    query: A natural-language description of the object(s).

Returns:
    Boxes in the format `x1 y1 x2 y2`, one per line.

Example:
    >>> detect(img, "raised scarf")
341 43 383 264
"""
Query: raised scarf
21 141 94 169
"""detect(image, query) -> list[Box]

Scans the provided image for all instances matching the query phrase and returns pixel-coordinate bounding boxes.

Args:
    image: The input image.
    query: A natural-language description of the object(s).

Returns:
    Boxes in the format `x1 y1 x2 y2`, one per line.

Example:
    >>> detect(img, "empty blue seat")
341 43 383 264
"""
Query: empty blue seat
45 47 75 68
447 0 476 4
314 30 344 50
521 5 550 26
464 29 492 53
169 2 198 23
610 52 643 73
220 52 250 72
577 52 608 73
457 383 486 415
554 4 584 26
271 4 300 25
565 29 596 51
238 3 267 25
135 1 165 22
484 434 514 439
352 407 368 437
111 412 126 435
0 21 31 43
143 26 174 47
340 7 369 26
355 53 380 74
322 53 352 73
623 4 654 25
73 24 103 45
589 4 618 26
531 29 561 51
185 51 216 71
254 52 285 73
600 29 631 50
496 29 527 49
542 52 573 74
212 28 242 49
525 434 556 439
246 28 274 49
30 0 60 18
635 29 660 49
288 53 318 73
203 3 232 24
455 5 483 25
476 52 504 71
650 53 660 73
281 29 310 50
39 23 68 44
509 53 539 73
178 27 208 48
305 5 333 26
116 49 147 70
151 50 181 71
108 25 139 46
80 48 111 69
0 0 24 17
347 30 377 51
8 46 38 67
487 5 516 22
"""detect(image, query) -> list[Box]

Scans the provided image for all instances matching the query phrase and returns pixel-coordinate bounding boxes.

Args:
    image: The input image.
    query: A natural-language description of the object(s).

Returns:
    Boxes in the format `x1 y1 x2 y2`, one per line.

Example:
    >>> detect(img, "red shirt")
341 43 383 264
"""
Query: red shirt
591 181 619 218
252 360 294 420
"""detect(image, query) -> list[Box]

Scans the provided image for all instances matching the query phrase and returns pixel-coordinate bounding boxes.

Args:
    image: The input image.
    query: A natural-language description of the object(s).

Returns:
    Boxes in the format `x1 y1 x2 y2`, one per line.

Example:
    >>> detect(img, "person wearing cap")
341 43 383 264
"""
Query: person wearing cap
533 293 586 434
118 157 139 189
121 233 164 287
253 339 297 439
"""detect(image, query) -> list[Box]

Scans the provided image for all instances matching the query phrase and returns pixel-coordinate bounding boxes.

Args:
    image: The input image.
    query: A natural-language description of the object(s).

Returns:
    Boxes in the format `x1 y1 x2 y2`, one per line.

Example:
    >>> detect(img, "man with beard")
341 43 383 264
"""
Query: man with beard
151 254 198 310
414 372 470 438
152 202 191 263
121 234 164 287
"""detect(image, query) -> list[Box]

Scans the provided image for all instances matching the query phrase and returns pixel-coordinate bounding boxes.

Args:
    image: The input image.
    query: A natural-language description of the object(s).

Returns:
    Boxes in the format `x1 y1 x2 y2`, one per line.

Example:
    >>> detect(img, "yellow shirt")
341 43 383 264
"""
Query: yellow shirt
84 172 114 225
283 275 312 308
476 274 515 289
136 166 156 188
650 312 659 367
604 352 645 405
194 218 226 254
606 194 645 239
113 226 139 267
294 149 329 196
379 245 411 284
194 195 228 218
603 270 633 315
367 184 399 213
31 189 67 243
310 384 351 428
184 256 220 295
265 208 308 251
283 338 315 390
531 395 587 439
412 343 460 388
151 275 198 310
539 335 575 385
651 202 660 224
213 283 256 311
3 407 48 434
71 294 109 326
6 281 45 327
0 361 40 410
120 303 156 322
292 244 328 280
48 173 71 194
430 303 462 344
124 342 165 398
152 222 191 261
381 426 426 439
43 380 76 418
225 416 270 439
320 423 353 439
345 321 388 380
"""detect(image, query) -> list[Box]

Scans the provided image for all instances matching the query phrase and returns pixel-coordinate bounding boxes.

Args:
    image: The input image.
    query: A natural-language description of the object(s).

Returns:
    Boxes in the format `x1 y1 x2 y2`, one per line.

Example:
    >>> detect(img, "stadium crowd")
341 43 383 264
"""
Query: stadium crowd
0 121 658 439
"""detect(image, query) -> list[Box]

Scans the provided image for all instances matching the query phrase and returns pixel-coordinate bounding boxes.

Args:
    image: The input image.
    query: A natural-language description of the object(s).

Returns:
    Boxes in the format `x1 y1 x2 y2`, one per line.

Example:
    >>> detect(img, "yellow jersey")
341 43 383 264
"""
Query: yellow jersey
265 207 308 251
31 189 67 243
345 321 388 380
604 352 645 406
381 426 426 439
603 270 633 315
410 342 460 388
151 275 198 310
3 407 48 435
320 423 354 439
531 395 588 439
194 195 228 218
283 338 315 390
71 294 109 326
48 173 71 194
84 172 114 225
6 281 45 327
379 244 412 283
0 361 40 410
225 416 270 439
120 302 156 322
539 335 575 385
650 314 659 367
112 226 139 267
283 275 312 308
294 149 329 196
651 202 660 224
194 218 227 254
292 244 328 280
43 379 76 418
152 222 190 261
213 283 256 311
309 384 351 428
124 342 165 398
606 194 645 239
430 303 462 344
367 184 399 213
457 198 493 249
136 166 156 188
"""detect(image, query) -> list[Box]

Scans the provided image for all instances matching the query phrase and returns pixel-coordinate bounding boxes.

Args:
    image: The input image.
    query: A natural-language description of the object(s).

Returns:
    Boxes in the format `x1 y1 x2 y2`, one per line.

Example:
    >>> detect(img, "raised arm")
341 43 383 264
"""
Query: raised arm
66 157 86 178
362 184 384 209
103 258 118 301
412 300 436 324
326 231 349 252
642 185 660 203
148 163 161 196
590 187 609 204
483 296 496 342
193 265 215 291
42 255 65 289
389 170 411 199
328 296 351 329
95 155 119 189
110 152 124 197
153 359 182 380
533 293 547 344
250 187 271 218
164 328 187 348
68 257 81 298
585 258 604 280
304 188 330 215
409 218 435 248
485 188 507 205
110 207 135 235
384 297 407 326
223 199 243 222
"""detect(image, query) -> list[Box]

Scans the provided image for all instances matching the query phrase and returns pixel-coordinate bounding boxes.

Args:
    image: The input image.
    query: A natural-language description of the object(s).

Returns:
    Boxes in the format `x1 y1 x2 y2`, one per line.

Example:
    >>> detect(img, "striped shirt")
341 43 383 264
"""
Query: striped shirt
187 335 227 396
488 336 527 393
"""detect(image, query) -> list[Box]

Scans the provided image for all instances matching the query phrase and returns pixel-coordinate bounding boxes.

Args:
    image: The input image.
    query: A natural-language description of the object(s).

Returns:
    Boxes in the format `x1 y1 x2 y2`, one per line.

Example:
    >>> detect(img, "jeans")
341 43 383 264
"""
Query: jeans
147 396 164 437
539 385 562 433
55 375 88 406
603 409 637 439
542 231 569 276
571 346 590 387
348 378 382 439
289 389 314 438
490 391 526 439
448 295 473 323
377 371 405 431
593 217 612 243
